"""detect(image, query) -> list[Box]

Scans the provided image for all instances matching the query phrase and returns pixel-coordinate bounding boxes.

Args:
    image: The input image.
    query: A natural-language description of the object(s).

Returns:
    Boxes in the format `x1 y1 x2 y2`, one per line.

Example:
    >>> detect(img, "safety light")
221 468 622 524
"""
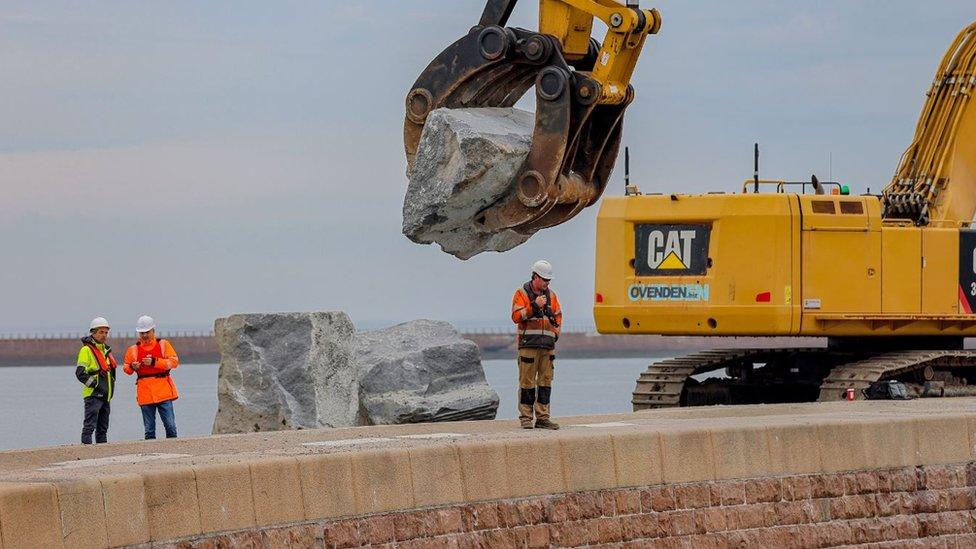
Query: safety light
755 291 771 303
830 188 840 195
595 293 604 303
840 185 850 195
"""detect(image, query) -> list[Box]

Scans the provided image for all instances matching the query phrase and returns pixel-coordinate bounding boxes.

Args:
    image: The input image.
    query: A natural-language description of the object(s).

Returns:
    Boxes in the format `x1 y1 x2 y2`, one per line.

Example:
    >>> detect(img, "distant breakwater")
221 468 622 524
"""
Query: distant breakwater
0 331 826 366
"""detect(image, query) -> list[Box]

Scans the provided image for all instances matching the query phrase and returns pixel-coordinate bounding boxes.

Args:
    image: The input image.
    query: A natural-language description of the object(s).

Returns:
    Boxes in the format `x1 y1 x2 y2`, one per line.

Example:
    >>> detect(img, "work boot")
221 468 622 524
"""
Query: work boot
534 419 560 430
520 419 534 429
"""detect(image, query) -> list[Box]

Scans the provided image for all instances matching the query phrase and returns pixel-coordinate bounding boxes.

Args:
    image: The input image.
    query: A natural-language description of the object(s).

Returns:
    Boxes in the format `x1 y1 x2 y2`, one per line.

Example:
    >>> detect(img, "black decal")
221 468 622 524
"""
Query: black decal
634 224 711 276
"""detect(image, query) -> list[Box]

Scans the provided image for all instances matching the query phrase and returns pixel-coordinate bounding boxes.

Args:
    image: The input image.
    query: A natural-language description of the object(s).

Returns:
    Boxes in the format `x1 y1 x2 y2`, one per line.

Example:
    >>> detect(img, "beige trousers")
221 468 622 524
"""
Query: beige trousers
517 347 555 421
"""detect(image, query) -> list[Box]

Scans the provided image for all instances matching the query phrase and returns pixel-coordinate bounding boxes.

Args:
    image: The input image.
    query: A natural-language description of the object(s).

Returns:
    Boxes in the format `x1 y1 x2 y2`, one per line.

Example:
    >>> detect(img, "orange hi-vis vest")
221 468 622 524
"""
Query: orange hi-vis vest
135 340 169 378
511 282 562 349
83 341 117 372
124 338 180 406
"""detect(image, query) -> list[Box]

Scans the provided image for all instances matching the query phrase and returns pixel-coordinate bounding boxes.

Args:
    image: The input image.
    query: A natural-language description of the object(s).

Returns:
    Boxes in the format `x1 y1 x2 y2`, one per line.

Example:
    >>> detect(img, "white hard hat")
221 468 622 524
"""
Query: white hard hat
136 315 156 333
89 317 110 331
532 259 553 280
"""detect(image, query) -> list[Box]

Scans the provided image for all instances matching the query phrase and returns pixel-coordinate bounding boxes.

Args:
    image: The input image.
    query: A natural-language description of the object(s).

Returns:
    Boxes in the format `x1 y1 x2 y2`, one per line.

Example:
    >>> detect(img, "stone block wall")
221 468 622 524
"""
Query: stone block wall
149 463 976 548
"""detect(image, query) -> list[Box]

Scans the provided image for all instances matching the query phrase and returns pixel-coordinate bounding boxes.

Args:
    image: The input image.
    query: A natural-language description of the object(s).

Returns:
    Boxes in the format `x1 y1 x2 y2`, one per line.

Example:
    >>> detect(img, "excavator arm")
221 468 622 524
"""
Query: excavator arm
883 22 976 227
404 0 660 234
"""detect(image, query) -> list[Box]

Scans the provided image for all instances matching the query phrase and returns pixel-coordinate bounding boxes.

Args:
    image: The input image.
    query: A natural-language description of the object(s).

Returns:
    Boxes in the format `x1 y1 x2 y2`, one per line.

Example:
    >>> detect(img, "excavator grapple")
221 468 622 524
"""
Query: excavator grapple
404 0 659 234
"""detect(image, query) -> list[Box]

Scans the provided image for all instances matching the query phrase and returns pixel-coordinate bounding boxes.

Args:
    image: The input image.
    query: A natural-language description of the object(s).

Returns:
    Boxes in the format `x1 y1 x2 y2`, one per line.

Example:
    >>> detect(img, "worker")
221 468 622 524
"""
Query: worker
511 259 563 430
75 317 118 444
123 315 180 439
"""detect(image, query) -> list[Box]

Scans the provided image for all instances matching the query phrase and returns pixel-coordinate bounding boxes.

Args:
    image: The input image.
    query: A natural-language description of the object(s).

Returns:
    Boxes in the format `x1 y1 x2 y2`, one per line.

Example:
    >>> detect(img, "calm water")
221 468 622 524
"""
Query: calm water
0 358 656 452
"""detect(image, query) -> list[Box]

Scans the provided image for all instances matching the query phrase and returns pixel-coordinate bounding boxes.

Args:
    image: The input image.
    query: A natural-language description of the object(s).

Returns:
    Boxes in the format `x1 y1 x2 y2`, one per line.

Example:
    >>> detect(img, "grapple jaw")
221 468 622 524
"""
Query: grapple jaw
404 21 632 235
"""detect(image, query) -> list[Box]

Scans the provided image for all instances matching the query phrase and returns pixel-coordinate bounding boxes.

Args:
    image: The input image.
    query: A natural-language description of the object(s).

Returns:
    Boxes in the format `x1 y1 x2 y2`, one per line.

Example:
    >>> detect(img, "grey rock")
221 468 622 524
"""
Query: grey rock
403 107 534 260
357 320 499 424
212 311 359 433
211 314 498 433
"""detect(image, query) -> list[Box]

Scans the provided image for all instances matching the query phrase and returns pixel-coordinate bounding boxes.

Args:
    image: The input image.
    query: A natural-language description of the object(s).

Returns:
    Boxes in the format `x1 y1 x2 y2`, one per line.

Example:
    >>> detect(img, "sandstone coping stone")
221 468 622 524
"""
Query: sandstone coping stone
766 423 824 475
559 432 616 492
56 479 108 549
610 430 663 488
710 424 771 480
456 439 511 502
408 445 464 507
297 453 357 520
99 473 149 547
194 462 255 533
250 457 305 526
506 437 565 498
0 482 61 549
351 448 414 514
660 427 717 483
143 468 201 540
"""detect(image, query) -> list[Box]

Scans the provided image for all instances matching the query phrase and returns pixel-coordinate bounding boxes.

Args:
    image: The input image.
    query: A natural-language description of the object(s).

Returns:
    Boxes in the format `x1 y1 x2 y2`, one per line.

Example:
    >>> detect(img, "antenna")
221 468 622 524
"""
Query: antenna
754 143 760 193
623 145 641 196
625 146 630 188
828 151 833 182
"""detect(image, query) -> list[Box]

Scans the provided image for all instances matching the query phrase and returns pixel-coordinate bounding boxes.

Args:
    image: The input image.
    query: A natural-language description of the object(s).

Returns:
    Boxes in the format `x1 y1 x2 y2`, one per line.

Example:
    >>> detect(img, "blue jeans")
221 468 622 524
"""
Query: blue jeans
141 400 177 439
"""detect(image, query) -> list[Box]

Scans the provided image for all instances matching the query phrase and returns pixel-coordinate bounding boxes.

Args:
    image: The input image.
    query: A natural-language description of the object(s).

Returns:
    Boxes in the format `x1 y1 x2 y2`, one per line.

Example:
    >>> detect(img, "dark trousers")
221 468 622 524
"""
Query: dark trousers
141 400 177 439
82 397 110 444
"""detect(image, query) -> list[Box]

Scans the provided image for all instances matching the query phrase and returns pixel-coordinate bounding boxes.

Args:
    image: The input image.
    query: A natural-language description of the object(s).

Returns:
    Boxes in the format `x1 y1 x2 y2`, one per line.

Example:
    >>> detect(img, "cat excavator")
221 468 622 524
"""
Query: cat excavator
406 4 976 407
404 0 659 233
591 21 976 408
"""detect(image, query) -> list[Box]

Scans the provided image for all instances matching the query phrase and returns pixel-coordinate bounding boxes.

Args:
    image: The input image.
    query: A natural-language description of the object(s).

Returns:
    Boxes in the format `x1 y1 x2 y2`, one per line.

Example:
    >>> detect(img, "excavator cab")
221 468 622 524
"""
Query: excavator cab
404 0 660 234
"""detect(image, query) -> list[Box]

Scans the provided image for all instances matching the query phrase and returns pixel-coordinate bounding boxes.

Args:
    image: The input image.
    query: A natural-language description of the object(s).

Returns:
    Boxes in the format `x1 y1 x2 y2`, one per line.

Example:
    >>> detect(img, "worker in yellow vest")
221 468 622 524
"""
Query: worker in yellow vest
75 317 118 444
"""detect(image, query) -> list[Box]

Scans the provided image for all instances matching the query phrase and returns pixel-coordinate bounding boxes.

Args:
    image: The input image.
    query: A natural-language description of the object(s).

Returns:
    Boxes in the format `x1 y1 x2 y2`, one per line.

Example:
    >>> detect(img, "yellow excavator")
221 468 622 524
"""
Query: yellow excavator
594 21 976 407
406 4 976 406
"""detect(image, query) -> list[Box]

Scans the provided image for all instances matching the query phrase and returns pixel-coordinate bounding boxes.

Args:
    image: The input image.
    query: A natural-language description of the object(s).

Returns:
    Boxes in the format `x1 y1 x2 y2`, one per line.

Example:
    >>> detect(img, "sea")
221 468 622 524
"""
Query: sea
0 357 658 452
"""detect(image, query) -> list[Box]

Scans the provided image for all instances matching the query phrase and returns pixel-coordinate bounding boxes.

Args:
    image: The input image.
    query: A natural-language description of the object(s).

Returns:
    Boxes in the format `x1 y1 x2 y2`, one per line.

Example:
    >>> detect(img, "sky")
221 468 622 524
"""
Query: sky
1 1 972 334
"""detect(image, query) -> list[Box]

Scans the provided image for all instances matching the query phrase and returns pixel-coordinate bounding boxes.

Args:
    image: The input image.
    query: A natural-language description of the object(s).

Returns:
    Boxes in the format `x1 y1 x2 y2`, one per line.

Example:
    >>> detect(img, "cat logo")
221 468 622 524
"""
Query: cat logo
634 224 710 276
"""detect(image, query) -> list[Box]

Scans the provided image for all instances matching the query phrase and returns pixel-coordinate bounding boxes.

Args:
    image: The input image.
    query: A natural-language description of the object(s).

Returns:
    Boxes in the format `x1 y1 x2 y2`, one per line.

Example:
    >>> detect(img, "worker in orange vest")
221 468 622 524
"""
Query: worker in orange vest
511 259 562 430
123 315 180 439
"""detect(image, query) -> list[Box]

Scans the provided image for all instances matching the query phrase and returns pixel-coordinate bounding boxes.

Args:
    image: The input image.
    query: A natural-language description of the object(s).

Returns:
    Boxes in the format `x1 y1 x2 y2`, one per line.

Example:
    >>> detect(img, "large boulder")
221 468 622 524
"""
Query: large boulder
403 107 534 259
356 320 499 424
212 312 359 433
212 313 499 433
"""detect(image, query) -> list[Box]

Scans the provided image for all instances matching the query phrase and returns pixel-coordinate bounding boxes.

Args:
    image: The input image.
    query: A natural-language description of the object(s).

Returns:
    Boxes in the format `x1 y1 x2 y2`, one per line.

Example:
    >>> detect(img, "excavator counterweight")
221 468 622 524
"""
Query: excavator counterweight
404 0 659 234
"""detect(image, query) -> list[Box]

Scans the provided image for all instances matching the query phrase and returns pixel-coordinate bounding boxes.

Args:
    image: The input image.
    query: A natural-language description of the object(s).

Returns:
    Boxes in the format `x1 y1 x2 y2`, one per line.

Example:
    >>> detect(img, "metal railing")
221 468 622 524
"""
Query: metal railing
0 326 598 340
0 330 216 341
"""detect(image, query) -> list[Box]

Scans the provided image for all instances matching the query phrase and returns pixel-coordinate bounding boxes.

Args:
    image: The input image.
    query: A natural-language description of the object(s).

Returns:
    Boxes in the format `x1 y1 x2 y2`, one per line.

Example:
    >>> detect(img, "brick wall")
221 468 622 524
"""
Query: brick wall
151 463 976 548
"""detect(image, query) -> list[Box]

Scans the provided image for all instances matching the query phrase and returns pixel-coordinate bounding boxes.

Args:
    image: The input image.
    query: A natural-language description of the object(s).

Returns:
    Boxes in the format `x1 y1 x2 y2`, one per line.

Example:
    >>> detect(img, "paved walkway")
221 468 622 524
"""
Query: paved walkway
2 398 975 484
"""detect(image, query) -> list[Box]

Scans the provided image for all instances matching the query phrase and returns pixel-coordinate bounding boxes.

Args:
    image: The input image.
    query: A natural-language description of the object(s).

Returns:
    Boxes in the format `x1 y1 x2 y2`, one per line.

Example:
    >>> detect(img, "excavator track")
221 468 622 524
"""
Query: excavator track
633 348 976 410
632 348 826 410
817 350 976 401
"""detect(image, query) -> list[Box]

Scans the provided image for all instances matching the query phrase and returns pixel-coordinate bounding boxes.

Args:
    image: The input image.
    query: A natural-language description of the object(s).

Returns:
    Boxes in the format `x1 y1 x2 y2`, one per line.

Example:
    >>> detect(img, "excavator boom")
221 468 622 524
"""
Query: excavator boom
883 22 976 227
404 0 659 234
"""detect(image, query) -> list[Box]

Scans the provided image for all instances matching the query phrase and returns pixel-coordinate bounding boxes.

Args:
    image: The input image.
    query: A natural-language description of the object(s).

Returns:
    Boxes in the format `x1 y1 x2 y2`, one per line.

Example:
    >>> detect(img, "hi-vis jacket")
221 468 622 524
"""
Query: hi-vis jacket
124 337 180 406
75 337 117 400
511 282 563 349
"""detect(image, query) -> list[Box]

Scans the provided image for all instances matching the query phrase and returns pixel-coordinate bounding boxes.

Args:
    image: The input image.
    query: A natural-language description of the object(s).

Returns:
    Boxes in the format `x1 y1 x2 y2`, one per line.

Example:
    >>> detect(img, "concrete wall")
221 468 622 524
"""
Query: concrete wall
0 405 974 547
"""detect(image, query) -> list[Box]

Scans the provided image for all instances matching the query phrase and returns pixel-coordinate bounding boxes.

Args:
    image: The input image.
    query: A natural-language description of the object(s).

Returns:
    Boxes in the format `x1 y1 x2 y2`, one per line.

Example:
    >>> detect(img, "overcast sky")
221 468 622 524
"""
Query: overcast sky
1 1 972 334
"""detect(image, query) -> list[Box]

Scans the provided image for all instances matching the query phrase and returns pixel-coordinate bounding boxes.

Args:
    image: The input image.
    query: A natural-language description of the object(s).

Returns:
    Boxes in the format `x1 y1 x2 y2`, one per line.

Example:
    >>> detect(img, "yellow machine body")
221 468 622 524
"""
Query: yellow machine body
594 193 976 338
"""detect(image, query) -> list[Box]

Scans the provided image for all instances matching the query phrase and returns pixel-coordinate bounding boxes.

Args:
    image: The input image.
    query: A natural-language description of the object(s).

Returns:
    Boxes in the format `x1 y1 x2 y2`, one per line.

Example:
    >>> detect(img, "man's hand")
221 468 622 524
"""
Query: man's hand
534 295 547 308
141 356 153 366
130 361 141 371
